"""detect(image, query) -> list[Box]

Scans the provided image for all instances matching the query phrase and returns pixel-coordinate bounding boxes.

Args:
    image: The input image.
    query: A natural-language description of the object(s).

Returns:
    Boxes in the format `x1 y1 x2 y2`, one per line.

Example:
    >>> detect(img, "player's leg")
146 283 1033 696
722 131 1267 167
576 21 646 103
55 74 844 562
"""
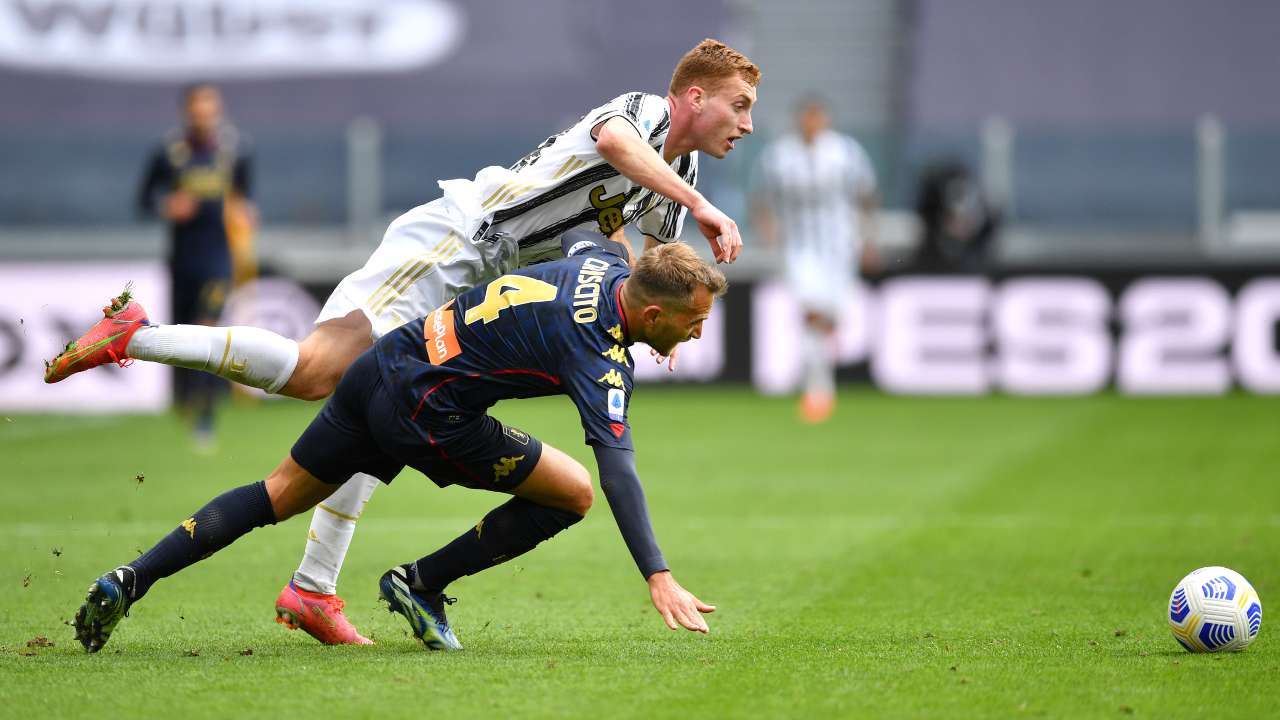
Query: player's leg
73 455 332 652
280 204 518 640
799 309 837 423
381 424 590 650
188 276 232 450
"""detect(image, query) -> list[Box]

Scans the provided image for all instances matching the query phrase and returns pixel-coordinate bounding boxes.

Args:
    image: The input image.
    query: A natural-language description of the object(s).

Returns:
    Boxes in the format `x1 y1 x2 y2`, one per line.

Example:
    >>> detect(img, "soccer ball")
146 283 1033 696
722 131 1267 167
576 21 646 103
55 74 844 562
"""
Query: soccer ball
1168 566 1262 652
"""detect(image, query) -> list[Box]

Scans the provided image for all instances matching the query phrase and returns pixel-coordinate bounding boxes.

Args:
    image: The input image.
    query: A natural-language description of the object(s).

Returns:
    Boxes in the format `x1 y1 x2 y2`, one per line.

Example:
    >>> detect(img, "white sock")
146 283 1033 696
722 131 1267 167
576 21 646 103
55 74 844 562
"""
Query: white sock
127 324 299 394
803 326 835 397
292 473 380 595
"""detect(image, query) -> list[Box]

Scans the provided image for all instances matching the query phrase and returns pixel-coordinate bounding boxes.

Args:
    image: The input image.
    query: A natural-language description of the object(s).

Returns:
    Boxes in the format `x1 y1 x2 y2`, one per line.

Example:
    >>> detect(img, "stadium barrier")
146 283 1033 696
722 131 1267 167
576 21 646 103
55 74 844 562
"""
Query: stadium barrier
6 263 1280 413
0 262 171 412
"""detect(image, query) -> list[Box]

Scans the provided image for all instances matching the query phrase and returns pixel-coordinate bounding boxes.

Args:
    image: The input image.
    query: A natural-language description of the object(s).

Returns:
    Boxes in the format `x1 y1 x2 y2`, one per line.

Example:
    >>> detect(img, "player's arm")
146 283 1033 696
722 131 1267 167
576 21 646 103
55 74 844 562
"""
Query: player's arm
594 116 742 263
857 188 881 274
137 150 170 218
592 444 715 633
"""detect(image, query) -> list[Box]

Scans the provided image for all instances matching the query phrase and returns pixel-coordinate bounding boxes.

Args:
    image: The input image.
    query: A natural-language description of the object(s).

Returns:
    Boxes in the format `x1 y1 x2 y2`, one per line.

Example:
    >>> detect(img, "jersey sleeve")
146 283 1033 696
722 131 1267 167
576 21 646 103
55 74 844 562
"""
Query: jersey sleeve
562 344 635 451
137 147 172 218
636 152 697 244
845 137 877 197
589 92 670 145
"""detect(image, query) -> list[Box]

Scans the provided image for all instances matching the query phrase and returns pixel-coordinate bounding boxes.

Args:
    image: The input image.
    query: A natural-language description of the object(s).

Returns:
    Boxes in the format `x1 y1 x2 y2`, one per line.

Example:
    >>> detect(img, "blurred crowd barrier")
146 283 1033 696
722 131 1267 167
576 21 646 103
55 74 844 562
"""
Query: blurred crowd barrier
5 261 1279 414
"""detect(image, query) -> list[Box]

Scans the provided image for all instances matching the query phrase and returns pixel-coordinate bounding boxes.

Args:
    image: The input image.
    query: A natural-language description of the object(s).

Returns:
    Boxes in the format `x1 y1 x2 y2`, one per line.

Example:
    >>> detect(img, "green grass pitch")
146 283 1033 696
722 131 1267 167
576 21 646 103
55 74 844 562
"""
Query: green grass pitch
1 388 1277 717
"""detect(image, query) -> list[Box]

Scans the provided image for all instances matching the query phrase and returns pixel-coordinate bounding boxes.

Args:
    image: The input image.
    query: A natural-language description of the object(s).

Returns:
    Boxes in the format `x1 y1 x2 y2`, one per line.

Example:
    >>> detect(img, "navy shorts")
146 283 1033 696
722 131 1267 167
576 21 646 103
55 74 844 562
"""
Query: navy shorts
290 350 543 492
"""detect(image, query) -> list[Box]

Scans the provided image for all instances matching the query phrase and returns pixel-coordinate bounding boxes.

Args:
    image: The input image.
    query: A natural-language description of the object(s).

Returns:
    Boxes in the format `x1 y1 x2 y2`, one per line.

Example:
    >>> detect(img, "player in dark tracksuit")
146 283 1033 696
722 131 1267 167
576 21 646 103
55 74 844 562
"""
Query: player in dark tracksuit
137 83 252 448
73 236 725 653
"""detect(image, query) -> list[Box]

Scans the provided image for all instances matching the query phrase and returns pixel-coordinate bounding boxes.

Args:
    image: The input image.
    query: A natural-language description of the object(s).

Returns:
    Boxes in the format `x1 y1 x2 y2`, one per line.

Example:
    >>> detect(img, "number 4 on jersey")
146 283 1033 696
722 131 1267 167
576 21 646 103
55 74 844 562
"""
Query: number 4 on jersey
464 275 559 325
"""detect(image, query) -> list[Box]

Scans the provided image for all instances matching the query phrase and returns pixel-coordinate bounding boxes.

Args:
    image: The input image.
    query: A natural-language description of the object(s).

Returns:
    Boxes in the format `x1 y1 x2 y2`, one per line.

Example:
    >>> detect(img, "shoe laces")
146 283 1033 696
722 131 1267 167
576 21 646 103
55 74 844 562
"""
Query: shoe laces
316 594 347 613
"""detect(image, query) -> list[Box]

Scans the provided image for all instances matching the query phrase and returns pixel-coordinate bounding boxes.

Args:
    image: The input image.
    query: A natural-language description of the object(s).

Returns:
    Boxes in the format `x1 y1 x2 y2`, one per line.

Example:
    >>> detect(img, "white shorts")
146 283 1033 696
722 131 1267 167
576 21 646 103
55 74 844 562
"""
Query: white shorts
785 250 852 320
316 197 518 338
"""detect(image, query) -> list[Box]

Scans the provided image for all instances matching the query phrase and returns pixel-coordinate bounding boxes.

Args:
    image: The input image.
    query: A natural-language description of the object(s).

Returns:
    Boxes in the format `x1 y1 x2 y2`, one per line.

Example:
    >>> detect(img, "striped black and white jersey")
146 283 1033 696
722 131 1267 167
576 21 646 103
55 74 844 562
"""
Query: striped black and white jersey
753 129 876 262
463 92 698 266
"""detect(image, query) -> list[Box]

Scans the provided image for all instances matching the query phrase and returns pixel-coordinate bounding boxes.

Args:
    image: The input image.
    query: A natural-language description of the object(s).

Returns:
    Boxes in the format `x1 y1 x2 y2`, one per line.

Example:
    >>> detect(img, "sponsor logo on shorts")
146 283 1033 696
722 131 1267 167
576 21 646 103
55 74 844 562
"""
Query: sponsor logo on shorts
503 426 530 445
607 388 626 420
423 300 461 365
493 455 526 482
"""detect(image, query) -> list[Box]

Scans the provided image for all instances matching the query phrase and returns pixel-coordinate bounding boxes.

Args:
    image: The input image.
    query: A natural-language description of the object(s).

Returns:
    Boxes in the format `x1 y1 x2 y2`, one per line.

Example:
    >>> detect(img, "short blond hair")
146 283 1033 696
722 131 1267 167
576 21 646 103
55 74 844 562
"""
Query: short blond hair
630 243 728 308
669 39 761 96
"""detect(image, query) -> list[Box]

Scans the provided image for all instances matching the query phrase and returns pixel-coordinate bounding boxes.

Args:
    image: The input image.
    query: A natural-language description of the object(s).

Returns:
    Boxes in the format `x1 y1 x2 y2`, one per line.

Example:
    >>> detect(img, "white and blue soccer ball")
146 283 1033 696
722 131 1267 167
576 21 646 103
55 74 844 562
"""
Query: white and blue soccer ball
1168 566 1262 652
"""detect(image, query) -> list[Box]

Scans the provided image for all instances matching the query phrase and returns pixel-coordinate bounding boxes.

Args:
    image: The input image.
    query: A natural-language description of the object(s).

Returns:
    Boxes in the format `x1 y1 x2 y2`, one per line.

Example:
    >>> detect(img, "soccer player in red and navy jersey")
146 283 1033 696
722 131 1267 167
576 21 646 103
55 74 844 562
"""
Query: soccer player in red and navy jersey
74 237 725 652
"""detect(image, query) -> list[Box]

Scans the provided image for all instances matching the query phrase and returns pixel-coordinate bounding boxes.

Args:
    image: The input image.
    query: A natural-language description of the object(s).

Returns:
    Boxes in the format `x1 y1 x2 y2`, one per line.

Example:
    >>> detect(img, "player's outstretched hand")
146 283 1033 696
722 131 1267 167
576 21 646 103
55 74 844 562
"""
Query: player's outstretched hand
647 570 715 633
691 199 742 264
650 345 678 373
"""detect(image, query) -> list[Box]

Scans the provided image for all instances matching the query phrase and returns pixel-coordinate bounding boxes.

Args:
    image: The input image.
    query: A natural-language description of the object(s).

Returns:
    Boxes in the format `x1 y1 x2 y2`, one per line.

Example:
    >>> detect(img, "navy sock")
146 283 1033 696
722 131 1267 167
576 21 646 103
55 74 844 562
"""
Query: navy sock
127 481 277 600
411 497 582 593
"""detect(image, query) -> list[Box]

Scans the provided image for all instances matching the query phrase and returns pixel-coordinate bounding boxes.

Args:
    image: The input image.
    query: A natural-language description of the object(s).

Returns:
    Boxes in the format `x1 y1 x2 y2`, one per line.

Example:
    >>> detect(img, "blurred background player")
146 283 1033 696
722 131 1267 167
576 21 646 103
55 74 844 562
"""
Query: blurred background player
751 96 878 422
137 83 255 451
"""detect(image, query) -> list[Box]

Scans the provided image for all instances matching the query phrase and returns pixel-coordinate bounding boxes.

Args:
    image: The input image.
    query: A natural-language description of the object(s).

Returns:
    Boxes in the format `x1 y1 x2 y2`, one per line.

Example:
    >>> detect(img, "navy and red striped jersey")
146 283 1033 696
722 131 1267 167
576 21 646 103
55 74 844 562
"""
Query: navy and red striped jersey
375 238 635 450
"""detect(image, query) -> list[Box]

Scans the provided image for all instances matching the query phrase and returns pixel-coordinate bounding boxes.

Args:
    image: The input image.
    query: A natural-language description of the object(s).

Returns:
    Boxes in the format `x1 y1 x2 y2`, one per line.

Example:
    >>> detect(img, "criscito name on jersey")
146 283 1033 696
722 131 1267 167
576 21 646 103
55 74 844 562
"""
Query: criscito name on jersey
573 257 610 324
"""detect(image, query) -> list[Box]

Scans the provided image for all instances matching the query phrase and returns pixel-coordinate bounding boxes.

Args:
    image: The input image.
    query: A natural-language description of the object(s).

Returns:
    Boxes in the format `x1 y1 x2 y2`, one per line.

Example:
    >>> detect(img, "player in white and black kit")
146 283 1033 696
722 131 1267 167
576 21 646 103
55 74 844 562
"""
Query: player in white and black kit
48 39 760 644
751 97 878 423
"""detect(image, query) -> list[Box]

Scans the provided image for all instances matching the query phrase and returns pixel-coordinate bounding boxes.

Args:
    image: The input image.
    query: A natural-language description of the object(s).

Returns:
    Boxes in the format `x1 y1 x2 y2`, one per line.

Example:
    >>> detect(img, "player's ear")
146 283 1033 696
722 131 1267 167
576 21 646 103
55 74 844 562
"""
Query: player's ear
686 85 705 113
641 304 664 328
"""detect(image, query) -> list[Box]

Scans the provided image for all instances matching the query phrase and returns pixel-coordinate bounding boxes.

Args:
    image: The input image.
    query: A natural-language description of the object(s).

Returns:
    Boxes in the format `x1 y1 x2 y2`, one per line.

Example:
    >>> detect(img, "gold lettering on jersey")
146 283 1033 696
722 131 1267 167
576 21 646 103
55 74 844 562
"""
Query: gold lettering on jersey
607 324 623 341
492 455 526 482
572 257 611 324
589 185 627 234
597 369 625 388
602 345 629 366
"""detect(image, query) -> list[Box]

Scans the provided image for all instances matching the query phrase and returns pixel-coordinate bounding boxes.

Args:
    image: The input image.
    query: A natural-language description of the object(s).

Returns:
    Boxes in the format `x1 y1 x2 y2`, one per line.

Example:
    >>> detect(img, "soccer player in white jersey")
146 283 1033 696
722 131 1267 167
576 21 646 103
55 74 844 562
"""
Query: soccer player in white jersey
46 39 759 644
751 96 878 423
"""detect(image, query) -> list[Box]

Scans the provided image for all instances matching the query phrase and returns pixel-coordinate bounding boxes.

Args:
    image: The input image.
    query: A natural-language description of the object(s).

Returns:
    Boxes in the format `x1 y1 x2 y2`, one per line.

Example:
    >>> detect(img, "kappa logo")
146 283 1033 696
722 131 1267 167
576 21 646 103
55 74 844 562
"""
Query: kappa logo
602 345 629 367
607 324 623 342
493 455 526 482
607 388 626 420
181 517 197 539
598 369 625 388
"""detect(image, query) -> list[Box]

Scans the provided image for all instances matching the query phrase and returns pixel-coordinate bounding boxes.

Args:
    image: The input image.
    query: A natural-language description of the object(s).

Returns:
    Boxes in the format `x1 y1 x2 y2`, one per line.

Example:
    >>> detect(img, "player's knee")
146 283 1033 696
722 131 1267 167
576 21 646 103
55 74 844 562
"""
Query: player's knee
286 348 340 401
565 463 594 517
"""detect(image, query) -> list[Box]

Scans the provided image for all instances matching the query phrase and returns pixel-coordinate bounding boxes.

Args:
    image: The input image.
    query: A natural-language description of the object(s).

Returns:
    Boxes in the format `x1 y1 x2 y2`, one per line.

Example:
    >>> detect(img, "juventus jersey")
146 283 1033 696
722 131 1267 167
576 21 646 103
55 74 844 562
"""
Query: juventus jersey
460 92 698 267
753 129 876 261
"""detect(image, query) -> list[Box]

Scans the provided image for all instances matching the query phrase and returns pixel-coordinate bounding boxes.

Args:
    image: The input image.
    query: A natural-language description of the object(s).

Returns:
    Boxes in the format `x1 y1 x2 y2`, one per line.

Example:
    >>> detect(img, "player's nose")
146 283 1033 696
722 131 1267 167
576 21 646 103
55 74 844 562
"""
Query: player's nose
740 112 753 135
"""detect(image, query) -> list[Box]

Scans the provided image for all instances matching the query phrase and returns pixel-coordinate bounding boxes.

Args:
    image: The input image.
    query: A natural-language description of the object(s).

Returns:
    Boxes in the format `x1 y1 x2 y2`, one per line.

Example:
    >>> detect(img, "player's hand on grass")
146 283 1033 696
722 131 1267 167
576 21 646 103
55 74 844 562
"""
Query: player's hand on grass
650 345 678 372
647 570 715 633
691 199 742 264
